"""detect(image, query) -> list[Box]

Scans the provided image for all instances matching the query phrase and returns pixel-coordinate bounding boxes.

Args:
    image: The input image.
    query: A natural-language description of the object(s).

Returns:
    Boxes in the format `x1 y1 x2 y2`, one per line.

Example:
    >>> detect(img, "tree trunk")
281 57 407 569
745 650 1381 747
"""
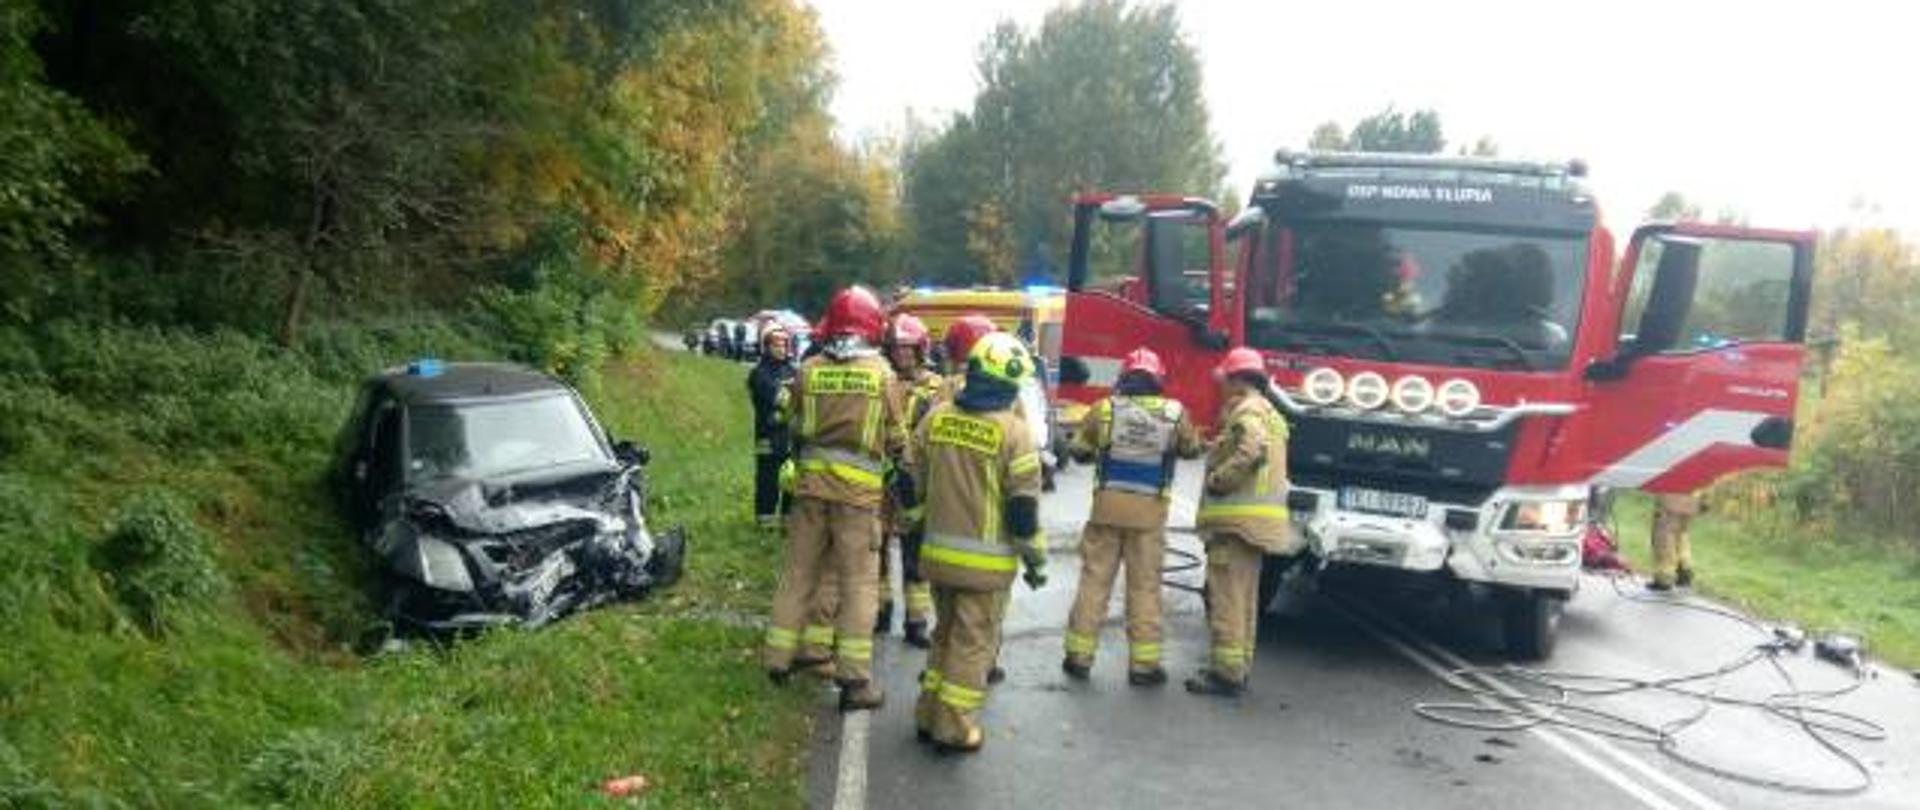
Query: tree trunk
278 265 312 347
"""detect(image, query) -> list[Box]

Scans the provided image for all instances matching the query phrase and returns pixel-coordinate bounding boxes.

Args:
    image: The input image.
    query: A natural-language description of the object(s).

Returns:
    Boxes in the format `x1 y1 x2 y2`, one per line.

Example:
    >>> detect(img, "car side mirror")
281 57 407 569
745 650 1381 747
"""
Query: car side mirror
614 440 651 467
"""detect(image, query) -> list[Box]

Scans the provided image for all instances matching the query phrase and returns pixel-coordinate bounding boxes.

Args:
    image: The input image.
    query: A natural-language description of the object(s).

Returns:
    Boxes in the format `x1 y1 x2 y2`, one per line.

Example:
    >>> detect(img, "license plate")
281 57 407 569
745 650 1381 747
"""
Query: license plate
1339 487 1428 519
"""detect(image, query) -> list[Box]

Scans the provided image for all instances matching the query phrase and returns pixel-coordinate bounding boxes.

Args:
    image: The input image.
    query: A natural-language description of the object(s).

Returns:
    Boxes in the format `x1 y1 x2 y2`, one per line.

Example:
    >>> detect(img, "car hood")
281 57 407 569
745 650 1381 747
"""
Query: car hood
403 473 624 537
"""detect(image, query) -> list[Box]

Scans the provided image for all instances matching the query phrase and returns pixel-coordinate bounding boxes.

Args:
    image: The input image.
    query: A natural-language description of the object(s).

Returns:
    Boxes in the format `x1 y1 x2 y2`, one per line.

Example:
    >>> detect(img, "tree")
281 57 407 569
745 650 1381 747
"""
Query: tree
903 0 1224 285
1344 107 1446 153
1647 191 1703 221
1308 121 1348 151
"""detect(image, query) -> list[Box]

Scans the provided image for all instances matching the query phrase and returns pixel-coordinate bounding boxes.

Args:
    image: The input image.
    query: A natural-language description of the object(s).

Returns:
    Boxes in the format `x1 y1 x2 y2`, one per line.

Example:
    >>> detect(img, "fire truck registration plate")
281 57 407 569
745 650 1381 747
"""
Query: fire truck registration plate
1339 487 1429 519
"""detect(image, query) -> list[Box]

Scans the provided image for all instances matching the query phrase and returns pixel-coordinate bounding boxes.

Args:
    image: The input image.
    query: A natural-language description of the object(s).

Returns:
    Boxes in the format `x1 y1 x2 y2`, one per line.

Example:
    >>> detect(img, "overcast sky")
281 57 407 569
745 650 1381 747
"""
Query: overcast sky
808 0 1916 232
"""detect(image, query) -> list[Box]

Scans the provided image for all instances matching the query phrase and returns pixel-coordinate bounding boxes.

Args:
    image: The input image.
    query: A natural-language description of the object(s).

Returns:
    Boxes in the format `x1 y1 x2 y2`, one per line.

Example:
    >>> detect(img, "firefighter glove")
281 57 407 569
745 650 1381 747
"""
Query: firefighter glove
1020 546 1048 590
778 459 797 493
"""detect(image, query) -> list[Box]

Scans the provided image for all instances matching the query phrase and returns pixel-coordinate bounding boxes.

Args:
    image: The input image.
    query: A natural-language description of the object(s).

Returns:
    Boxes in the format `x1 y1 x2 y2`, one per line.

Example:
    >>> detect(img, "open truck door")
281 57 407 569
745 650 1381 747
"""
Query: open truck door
1581 223 1816 492
1061 194 1232 425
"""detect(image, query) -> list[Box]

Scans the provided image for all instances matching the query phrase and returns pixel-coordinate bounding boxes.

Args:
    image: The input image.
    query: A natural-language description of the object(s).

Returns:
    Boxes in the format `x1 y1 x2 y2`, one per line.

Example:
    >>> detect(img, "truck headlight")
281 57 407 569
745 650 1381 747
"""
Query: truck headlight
1301 367 1344 405
1436 379 1481 418
1499 499 1587 536
1346 371 1390 410
1391 375 1435 414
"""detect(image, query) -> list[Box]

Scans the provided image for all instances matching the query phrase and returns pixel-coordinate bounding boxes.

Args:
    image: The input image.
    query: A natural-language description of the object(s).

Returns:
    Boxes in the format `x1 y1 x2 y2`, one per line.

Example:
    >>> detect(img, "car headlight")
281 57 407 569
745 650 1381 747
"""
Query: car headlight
1301 367 1345 405
1345 371 1390 410
1499 499 1588 536
1391 375 1435 414
1436 378 1482 418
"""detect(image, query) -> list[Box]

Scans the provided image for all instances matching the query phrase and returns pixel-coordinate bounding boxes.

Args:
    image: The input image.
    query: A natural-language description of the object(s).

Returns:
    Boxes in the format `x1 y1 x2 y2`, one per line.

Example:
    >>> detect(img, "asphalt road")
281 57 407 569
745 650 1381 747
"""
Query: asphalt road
805 461 1920 810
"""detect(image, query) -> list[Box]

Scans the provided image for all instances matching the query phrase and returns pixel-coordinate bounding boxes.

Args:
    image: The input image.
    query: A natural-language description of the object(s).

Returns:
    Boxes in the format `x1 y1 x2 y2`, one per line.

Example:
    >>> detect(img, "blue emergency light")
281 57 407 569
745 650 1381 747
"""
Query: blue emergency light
407 358 445 377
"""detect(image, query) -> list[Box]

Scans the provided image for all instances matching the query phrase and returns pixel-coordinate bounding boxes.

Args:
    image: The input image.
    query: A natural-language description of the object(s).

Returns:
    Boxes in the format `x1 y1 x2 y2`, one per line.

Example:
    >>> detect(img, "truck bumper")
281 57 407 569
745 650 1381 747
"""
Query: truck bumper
1294 482 1586 594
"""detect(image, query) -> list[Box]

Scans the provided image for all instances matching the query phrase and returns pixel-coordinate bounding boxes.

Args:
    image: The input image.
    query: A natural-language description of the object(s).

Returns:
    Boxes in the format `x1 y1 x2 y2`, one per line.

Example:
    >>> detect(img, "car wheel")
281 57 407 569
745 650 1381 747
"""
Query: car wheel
648 526 688 587
1502 589 1561 661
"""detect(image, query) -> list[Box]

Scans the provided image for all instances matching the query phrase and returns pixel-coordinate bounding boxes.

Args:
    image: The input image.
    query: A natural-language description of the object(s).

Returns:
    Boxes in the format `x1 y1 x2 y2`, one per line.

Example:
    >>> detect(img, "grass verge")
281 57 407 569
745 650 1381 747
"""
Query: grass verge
1612 494 1920 669
0 321 813 808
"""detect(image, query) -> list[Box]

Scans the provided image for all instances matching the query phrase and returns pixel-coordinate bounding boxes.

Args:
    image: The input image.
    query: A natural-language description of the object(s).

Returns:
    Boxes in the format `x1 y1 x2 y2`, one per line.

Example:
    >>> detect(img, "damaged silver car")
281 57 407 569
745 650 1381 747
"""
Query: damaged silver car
332 360 686 633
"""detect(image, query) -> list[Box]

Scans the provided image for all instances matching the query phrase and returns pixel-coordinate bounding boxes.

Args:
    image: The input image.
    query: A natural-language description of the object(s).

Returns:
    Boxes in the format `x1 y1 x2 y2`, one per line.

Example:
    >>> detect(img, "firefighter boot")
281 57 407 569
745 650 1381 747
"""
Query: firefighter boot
838 678 885 712
1062 657 1092 680
1184 669 1246 697
1128 667 1168 687
988 665 1006 685
903 619 931 649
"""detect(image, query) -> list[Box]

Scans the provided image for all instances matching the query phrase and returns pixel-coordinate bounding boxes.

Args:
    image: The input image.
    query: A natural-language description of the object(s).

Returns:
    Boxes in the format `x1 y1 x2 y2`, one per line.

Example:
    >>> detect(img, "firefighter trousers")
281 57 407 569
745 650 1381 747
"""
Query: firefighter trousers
764 497 881 684
1651 493 1697 585
753 449 789 527
1064 523 1165 672
917 586 1007 746
1203 532 1263 684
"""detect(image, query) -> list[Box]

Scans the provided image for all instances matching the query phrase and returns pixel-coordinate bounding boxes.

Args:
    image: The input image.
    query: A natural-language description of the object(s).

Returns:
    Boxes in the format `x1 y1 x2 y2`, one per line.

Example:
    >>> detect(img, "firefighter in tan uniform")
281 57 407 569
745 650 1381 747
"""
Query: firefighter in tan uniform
1061 347 1203 686
1648 493 1702 591
801 313 943 649
762 286 904 711
913 333 1047 753
1188 347 1295 697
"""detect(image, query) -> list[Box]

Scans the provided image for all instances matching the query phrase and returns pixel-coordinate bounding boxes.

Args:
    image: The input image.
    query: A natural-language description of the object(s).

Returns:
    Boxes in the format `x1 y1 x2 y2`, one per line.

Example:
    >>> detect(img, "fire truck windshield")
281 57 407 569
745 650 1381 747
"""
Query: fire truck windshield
1245 219 1588 370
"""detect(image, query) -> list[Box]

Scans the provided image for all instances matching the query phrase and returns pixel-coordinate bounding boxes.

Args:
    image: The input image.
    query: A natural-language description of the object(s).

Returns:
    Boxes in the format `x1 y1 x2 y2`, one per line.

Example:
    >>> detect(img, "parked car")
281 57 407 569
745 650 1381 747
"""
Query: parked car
331 360 686 633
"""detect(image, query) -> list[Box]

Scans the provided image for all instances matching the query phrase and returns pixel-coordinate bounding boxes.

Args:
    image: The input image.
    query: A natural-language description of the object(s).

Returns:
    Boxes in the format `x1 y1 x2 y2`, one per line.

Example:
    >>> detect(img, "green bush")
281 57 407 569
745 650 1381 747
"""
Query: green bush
92 489 227 636
475 226 645 398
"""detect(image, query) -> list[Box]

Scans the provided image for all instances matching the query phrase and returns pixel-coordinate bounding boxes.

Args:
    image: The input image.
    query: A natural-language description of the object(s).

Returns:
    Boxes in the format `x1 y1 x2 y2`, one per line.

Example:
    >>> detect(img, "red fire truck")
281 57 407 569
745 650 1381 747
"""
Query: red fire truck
1058 152 1814 657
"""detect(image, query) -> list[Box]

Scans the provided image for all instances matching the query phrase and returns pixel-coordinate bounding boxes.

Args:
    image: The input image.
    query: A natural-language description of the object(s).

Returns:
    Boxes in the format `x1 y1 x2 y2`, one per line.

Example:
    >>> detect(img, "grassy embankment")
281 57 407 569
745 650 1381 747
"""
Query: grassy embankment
0 321 812 807
1611 494 1920 668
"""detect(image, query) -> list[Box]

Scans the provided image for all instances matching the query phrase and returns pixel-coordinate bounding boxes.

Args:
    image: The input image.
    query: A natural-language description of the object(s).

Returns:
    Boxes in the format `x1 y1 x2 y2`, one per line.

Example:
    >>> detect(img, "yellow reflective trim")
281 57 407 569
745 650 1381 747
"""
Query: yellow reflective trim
1197 503 1290 520
1064 632 1099 655
920 668 945 690
929 412 1003 455
939 681 986 710
836 637 874 660
983 464 1001 541
1129 642 1162 662
797 459 884 489
861 397 881 455
1009 452 1041 476
1212 645 1247 665
808 366 883 395
765 627 799 649
802 625 836 646
906 585 934 611
920 543 1019 573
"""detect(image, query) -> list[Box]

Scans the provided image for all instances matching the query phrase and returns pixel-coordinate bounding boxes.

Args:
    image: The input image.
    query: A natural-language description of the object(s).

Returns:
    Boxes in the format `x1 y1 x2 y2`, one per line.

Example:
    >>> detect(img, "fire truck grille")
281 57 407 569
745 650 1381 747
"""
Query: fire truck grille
1286 415 1518 506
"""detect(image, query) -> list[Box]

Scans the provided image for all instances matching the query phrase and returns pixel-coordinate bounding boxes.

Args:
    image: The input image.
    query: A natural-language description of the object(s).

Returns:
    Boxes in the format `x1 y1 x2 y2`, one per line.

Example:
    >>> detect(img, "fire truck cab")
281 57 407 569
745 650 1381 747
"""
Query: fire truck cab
1061 152 1815 658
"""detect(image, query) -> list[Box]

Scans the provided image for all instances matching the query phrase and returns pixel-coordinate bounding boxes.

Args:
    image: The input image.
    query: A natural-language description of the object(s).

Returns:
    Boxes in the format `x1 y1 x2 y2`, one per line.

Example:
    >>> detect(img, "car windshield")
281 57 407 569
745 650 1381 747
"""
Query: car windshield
406 394 606 482
1246 220 1589 369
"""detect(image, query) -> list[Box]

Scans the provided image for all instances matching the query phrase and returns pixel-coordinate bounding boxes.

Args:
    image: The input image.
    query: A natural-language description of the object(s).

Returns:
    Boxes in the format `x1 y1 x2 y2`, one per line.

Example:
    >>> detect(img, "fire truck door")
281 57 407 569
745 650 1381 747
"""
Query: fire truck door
1583 224 1816 493
1062 197 1228 421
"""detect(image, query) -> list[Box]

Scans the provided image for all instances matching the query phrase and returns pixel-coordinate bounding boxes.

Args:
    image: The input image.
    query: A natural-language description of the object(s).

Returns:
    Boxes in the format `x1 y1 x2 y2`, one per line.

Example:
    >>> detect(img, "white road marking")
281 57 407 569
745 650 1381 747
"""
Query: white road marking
833 708 870 810
1335 597 1729 810
1325 598 1696 810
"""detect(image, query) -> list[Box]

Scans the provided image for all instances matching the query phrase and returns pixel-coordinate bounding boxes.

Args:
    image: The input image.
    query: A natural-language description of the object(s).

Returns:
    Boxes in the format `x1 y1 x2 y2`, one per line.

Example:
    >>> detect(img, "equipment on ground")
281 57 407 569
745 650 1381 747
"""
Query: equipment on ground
1059 151 1819 658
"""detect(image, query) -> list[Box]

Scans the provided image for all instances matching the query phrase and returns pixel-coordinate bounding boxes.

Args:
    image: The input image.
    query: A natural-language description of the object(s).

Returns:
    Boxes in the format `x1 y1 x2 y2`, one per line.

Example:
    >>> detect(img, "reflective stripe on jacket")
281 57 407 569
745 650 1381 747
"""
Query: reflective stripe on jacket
1197 389 1294 550
913 402 1043 590
789 354 902 508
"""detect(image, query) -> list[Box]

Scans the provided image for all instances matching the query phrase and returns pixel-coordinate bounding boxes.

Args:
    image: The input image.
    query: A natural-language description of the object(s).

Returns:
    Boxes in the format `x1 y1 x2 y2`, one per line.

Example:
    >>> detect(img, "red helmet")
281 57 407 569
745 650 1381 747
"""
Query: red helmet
1120 347 1166 382
885 313 930 351
1214 347 1266 380
942 315 998 363
820 286 885 343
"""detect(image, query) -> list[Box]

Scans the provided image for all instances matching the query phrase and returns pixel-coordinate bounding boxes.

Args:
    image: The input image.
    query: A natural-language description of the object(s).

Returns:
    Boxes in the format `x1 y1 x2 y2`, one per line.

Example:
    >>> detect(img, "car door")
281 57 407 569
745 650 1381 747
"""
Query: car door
1061 193 1231 425
1581 223 1816 493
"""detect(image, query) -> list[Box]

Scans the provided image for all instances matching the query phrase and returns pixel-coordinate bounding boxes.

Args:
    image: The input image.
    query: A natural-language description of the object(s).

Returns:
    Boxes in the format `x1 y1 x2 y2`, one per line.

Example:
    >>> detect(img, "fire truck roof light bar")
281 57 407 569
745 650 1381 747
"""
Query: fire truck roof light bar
1272 150 1585 179
1269 383 1576 433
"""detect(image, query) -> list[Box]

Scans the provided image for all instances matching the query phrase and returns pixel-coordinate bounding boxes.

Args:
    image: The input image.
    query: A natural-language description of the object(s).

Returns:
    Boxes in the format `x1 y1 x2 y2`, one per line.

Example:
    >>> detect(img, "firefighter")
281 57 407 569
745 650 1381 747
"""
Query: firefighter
913 332 1047 753
1648 492 1702 591
763 286 903 712
747 326 797 529
1061 347 1203 686
1188 347 1295 698
884 313 943 645
923 314 1012 682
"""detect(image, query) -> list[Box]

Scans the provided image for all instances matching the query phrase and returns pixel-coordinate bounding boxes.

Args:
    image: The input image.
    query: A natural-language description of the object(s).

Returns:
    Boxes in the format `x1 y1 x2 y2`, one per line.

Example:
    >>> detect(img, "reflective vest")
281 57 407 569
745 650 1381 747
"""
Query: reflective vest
916 403 1043 590
790 355 897 507
1095 396 1183 496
